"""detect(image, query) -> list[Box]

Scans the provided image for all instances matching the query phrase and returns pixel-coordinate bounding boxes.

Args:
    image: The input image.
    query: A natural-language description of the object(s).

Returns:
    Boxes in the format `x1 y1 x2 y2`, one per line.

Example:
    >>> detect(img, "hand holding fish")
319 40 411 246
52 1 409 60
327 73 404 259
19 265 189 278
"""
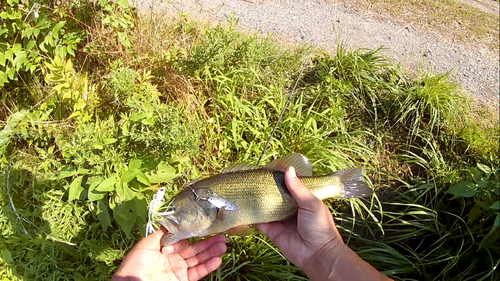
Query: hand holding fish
111 230 227 281
114 154 389 280
255 166 392 281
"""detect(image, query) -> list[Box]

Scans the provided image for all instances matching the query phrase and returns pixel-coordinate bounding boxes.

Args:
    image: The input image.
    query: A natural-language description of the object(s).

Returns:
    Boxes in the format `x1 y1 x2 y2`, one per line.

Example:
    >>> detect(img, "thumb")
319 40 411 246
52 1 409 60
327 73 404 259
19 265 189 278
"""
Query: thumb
285 166 322 212
136 229 165 249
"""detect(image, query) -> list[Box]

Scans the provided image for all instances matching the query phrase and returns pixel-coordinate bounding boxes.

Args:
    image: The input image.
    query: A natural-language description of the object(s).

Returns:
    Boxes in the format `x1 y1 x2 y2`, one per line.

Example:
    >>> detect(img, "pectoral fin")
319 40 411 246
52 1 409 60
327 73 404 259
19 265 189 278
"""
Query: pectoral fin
217 207 225 220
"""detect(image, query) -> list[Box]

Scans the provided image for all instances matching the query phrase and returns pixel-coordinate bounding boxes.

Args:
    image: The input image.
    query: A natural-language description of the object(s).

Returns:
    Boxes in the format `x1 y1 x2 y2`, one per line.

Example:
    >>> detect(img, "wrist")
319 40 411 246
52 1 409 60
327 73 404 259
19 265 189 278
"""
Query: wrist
303 240 392 281
301 237 347 281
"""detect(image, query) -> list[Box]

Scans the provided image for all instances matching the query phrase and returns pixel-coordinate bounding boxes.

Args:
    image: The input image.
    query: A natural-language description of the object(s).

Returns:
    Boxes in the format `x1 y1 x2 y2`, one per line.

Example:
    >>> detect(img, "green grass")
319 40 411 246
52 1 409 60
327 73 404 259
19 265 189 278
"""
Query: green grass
1 2 499 280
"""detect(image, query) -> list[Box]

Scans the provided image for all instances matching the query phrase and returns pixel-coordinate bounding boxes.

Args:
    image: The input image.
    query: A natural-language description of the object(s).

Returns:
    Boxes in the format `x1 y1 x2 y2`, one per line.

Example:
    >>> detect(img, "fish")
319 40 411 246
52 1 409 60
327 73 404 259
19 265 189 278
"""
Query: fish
159 153 372 245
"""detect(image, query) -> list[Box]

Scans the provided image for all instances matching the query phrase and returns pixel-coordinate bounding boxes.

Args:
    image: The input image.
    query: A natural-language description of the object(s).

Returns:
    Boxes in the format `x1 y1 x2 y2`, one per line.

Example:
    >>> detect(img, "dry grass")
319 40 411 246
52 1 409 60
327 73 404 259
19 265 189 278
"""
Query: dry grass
350 0 500 51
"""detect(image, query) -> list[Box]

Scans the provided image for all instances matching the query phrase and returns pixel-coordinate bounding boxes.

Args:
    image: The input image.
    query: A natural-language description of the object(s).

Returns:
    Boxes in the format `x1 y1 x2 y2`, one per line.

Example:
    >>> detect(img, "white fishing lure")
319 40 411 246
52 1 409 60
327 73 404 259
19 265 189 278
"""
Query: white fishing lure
145 187 174 236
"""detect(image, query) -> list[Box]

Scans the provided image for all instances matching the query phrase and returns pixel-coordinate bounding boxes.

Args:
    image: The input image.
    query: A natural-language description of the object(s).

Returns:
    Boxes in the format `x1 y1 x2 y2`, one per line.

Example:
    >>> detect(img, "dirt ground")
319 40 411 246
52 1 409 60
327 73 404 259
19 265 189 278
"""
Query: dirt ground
134 0 499 108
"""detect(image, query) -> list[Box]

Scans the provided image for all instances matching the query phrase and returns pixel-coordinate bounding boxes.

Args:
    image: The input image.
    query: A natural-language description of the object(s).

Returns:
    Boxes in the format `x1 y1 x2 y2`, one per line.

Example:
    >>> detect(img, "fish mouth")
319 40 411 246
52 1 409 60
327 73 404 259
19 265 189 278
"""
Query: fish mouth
159 214 180 234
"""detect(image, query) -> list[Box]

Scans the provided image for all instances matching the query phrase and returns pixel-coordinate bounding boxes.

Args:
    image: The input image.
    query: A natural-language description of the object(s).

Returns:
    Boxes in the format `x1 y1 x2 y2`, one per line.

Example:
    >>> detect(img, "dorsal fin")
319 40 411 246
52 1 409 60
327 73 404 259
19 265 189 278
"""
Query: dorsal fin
263 153 313 176
221 162 258 173
187 177 202 185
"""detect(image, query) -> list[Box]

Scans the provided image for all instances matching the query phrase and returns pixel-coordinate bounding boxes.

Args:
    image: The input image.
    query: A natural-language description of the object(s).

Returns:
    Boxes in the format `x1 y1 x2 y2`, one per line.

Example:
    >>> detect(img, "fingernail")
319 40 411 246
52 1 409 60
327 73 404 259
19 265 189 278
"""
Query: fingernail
288 166 296 178
162 245 174 255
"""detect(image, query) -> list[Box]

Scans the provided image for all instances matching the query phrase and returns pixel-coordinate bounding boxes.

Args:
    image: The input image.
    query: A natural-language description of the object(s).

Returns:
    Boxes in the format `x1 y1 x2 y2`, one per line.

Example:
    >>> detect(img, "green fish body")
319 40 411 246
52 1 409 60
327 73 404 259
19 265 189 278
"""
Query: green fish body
159 154 372 245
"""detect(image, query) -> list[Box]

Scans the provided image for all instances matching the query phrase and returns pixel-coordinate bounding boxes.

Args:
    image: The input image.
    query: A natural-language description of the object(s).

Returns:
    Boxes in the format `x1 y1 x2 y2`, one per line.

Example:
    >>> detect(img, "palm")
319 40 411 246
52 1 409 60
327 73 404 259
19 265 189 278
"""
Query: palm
256 202 338 269
255 167 341 269
113 231 227 281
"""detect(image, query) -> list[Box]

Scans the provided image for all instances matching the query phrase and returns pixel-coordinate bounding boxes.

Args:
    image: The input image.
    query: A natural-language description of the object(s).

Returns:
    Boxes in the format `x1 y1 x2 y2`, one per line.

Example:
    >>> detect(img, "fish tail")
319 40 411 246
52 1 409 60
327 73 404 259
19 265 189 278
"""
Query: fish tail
333 168 373 198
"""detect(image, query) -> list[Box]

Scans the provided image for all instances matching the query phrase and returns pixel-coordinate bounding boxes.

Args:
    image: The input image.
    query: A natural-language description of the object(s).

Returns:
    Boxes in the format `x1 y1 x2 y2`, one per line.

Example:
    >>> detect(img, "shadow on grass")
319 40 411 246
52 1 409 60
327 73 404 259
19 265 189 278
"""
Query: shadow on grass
0 167 142 280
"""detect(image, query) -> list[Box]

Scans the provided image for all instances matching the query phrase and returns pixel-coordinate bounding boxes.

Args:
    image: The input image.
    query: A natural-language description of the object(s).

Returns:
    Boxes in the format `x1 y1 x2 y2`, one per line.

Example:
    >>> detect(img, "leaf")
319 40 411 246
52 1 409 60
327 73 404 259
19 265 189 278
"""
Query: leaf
0 53 6 66
131 196 147 225
116 182 136 201
113 200 136 235
490 201 500 210
468 167 482 182
87 176 103 191
77 167 90 175
0 248 16 275
478 214 500 250
476 200 490 210
447 181 477 198
96 200 112 231
141 117 155 125
117 0 130 8
102 138 117 145
88 188 106 202
494 187 500 196
0 71 7 86
129 181 145 192
6 67 15 80
136 171 150 186
68 176 84 201
118 31 131 48
129 159 142 170
103 16 112 25
467 203 482 224
147 161 177 184
112 197 146 235
129 112 148 121
95 177 116 192
52 21 66 34
88 176 106 201
92 142 104 149
59 166 76 179
477 163 492 175
121 169 138 183
13 51 27 69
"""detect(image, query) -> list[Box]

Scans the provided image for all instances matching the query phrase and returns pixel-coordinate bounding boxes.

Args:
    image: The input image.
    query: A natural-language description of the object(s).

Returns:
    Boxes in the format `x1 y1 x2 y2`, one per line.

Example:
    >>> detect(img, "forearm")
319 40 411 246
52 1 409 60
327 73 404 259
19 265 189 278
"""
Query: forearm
302 242 391 281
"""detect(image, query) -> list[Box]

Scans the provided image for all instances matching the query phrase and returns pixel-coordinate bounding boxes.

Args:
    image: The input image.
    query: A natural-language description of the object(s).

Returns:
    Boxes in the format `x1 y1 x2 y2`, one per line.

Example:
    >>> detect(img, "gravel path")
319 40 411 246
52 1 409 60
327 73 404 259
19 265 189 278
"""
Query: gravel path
134 0 499 106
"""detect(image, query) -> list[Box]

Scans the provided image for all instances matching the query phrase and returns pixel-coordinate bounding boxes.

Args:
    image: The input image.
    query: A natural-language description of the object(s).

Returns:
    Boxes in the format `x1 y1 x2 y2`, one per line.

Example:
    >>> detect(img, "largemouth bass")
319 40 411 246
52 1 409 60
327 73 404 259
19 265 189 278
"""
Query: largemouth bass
159 153 372 245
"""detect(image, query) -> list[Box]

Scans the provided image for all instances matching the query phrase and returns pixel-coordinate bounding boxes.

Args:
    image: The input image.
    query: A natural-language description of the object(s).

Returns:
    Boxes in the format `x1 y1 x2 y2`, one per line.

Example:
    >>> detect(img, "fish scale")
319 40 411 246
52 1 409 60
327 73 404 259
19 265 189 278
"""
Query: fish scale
197 170 298 227
159 153 372 245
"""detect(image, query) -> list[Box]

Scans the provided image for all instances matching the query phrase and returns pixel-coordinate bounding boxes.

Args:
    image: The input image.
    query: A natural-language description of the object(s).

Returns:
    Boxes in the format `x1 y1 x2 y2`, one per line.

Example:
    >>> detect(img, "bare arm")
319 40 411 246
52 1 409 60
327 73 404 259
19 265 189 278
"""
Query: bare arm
255 166 391 281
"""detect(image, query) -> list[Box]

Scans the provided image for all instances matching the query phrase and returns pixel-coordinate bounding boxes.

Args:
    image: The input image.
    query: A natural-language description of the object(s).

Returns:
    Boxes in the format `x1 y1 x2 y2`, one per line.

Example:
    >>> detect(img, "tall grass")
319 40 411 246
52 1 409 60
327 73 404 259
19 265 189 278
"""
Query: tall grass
0 2 498 280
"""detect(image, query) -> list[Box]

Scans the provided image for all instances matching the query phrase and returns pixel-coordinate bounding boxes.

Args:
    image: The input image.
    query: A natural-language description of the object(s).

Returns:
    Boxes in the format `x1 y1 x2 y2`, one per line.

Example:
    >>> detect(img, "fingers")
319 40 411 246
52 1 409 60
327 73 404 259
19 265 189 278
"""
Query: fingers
254 222 290 242
134 230 164 250
181 235 227 281
188 256 223 281
178 234 228 259
162 239 191 255
185 240 226 268
285 166 323 213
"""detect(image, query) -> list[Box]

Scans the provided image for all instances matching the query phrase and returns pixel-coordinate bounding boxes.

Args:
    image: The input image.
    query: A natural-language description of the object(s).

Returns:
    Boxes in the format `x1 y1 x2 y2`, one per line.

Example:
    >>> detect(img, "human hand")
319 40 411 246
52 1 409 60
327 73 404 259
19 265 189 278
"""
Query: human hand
112 229 227 281
256 166 391 281
254 166 343 271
